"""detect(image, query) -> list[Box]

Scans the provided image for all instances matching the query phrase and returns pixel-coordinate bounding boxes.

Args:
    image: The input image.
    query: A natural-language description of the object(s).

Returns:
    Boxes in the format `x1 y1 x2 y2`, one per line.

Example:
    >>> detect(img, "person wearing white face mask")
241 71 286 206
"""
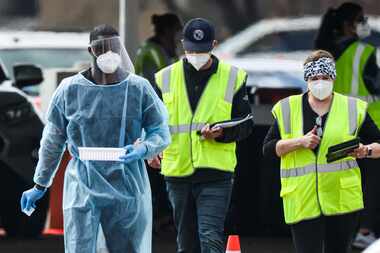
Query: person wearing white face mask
20 24 171 253
315 2 380 128
315 3 380 249
152 18 254 253
263 50 380 253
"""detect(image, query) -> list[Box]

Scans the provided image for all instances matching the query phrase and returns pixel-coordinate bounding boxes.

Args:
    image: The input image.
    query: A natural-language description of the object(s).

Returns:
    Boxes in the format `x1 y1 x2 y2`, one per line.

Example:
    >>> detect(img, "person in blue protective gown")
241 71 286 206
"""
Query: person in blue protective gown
20 24 171 253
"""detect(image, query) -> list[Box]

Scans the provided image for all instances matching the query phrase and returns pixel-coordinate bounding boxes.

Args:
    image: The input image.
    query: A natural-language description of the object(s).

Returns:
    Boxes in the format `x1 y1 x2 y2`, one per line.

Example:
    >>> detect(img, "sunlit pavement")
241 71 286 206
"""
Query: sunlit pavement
0 231 363 253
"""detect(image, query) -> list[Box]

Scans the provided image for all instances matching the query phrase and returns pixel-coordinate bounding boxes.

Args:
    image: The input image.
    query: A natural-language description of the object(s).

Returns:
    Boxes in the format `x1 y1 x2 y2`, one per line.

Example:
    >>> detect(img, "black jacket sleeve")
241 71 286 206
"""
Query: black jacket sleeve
262 118 281 159
215 79 254 143
150 78 163 100
358 113 380 144
363 50 380 95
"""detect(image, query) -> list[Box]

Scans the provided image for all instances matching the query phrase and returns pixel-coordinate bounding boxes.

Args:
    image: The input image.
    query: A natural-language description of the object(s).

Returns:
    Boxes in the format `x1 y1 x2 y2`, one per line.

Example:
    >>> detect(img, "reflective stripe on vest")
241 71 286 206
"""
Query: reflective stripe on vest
351 43 365 96
280 160 358 178
348 97 358 135
160 65 239 103
280 94 358 136
169 123 207 134
281 97 291 134
161 67 171 93
225 66 239 103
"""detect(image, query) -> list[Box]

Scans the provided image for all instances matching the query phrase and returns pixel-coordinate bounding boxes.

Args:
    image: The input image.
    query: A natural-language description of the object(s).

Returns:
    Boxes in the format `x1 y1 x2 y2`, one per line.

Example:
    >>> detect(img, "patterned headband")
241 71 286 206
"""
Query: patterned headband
304 57 336 81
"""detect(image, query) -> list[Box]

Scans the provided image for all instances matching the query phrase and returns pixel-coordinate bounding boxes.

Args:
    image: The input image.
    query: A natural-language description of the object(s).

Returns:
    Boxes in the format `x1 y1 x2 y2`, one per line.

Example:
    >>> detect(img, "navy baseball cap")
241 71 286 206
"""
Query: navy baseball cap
183 18 215 53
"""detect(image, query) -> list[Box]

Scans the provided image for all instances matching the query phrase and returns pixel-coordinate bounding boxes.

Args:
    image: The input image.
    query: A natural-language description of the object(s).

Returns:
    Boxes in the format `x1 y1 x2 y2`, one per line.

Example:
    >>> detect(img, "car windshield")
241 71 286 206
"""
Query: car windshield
0 48 91 79
238 29 380 55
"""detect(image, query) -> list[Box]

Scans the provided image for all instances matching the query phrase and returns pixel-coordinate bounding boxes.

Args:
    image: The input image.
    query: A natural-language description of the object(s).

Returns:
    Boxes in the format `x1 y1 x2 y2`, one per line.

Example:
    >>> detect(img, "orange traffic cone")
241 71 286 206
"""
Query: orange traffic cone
226 235 241 253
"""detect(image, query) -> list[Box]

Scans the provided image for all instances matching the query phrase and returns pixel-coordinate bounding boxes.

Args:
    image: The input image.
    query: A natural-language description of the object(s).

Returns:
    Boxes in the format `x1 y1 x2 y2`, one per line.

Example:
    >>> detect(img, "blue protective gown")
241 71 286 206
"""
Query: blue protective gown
33 73 171 253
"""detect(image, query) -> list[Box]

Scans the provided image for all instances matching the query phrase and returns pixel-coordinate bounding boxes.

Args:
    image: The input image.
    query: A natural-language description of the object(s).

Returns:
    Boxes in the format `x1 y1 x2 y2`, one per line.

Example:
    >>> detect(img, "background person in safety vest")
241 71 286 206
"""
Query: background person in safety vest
151 18 253 253
315 2 380 249
135 13 183 234
135 13 182 86
263 50 380 253
315 2 380 128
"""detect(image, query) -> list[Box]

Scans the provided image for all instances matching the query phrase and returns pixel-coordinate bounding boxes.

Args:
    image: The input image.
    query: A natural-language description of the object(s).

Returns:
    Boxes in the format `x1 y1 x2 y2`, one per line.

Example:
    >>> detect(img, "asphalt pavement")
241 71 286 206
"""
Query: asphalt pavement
0 232 363 253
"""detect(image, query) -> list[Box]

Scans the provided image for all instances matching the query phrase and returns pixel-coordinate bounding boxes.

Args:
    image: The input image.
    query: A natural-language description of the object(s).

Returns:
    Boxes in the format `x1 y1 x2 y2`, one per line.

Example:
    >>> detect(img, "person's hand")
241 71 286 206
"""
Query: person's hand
300 126 320 150
120 143 147 163
148 153 162 169
201 124 223 140
20 186 46 215
349 143 368 159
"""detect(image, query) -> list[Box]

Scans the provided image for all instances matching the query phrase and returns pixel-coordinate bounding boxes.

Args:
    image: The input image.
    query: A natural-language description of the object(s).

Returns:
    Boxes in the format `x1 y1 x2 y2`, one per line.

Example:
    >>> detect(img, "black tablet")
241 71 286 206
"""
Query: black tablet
326 138 360 163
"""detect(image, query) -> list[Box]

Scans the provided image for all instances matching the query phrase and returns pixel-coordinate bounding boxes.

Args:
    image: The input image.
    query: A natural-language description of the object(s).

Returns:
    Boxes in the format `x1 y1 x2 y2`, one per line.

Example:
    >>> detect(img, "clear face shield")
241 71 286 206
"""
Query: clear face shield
90 36 135 84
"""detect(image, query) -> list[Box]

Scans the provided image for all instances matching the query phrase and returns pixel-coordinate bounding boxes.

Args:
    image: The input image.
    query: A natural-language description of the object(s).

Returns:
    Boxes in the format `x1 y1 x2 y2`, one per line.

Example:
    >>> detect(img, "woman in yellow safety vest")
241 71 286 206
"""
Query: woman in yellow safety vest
315 3 380 249
315 2 380 128
263 50 380 253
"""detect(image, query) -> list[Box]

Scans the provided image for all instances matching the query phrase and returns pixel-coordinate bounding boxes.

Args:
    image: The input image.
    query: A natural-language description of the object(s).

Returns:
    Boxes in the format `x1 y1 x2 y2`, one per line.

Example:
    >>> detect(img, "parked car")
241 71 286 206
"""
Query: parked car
0 30 91 113
0 62 47 237
215 15 380 60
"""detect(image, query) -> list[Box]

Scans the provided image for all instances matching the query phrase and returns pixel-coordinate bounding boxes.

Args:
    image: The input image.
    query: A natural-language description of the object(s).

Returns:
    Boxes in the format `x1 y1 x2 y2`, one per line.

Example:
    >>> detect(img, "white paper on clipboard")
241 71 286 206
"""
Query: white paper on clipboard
78 147 126 161
212 114 254 129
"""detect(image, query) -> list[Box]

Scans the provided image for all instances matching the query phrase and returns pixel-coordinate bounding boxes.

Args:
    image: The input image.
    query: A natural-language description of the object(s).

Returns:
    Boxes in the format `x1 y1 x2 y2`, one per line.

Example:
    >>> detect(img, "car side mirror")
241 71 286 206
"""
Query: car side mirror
13 64 43 89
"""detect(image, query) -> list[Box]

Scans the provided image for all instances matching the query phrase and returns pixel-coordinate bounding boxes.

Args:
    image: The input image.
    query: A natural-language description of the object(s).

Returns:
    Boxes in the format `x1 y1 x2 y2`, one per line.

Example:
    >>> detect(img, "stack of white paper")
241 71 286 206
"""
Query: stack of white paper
78 147 126 161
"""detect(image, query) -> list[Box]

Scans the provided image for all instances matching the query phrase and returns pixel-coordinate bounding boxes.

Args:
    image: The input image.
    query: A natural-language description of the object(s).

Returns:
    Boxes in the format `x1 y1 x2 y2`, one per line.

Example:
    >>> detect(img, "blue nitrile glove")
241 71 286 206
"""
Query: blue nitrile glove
120 144 147 163
20 186 47 216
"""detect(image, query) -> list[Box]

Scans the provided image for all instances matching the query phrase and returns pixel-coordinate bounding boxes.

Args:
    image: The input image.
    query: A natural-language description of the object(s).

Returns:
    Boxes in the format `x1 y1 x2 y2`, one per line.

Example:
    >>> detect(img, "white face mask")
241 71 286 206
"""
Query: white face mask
186 53 211 71
308 80 333 100
356 22 371 39
96 51 122 74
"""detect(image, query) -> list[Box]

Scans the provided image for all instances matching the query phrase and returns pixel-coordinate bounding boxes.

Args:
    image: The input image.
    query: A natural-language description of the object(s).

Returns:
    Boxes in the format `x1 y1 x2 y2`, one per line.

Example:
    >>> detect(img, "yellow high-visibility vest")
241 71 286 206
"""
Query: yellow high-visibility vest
272 92 367 224
335 41 380 129
155 60 247 177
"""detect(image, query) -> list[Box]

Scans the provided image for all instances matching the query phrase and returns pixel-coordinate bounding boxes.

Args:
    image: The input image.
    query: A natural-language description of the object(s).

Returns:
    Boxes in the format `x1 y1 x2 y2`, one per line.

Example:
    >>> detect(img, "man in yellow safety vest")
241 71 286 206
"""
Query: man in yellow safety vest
151 18 254 253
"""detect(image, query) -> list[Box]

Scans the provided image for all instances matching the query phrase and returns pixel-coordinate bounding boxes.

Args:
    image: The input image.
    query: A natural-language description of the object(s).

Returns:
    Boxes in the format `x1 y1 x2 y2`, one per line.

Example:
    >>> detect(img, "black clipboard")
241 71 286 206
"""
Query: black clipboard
326 138 360 163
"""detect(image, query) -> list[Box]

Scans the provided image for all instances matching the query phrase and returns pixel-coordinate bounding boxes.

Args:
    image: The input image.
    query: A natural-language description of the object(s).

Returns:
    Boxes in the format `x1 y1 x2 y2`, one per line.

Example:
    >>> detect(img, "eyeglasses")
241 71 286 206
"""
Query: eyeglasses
315 116 323 137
